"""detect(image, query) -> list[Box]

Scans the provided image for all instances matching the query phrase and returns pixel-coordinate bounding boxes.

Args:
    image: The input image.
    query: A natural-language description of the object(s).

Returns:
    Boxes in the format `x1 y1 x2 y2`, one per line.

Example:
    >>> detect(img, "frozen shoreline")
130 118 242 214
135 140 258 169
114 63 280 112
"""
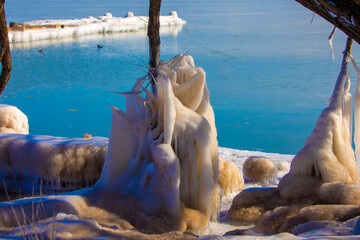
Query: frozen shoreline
1 133 360 239
8 11 186 43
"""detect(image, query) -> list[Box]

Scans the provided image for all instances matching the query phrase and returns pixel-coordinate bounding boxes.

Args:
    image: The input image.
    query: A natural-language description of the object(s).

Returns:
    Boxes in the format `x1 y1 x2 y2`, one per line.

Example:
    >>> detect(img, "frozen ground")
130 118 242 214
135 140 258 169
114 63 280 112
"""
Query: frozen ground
8 11 186 43
1 141 360 239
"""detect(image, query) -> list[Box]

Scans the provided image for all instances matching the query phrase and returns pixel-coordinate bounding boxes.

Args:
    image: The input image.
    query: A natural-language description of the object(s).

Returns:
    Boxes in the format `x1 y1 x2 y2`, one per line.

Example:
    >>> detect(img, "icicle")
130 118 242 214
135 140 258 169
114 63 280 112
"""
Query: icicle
310 12 315 24
343 73 352 144
158 73 176 144
350 56 360 172
328 26 337 61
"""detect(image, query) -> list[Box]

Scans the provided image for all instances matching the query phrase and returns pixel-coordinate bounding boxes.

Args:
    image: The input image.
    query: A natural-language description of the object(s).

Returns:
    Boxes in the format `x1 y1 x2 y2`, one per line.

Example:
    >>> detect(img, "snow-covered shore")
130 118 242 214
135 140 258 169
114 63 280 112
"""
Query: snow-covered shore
8 11 186 43
0 134 360 239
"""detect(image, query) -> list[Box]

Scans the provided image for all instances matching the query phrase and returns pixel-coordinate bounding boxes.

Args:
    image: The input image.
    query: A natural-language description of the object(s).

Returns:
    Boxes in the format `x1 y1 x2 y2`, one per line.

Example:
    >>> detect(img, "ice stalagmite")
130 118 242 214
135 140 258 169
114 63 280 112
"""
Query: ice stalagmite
95 55 224 232
281 39 359 187
351 56 360 172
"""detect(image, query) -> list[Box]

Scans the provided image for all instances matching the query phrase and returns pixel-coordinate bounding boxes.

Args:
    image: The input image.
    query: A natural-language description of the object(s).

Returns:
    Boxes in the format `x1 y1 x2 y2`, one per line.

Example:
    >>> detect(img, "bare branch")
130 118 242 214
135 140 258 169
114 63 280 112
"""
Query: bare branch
296 0 360 45
0 0 11 96
148 0 161 70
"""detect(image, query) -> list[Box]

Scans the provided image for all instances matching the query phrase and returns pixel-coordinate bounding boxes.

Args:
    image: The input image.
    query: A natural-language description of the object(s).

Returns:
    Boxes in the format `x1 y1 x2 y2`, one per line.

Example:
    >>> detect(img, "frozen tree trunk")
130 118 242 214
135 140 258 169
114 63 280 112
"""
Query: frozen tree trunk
147 0 161 90
0 0 11 96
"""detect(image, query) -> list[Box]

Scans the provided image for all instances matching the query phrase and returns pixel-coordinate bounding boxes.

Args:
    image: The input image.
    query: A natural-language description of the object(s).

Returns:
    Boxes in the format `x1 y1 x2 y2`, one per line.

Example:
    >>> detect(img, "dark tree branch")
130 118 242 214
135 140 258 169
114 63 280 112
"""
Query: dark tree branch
148 0 161 69
147 0 161 91
295 0 360 45
0 0 11 96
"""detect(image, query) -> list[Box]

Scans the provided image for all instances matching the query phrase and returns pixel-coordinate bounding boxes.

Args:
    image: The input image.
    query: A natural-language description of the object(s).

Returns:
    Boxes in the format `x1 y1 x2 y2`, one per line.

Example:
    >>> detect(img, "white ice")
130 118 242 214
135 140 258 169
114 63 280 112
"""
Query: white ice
8 11 186 43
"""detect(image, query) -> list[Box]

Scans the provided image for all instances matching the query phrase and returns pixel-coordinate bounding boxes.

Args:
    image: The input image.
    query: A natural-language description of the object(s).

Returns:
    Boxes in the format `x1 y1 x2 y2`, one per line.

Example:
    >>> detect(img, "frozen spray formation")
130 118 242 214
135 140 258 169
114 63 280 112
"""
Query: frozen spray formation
282 41 359 186
0 133 108 189
8 11 186 43
351 55 360 172
229 39 360 235
95 55 242 232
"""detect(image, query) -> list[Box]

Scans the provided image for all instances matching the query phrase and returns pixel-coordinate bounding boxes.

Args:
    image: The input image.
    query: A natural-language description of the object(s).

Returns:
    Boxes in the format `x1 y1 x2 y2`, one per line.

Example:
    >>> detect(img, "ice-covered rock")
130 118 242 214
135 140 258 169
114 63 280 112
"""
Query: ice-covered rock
243 156 277 184
218 156 244 196
229 187 284 223
319 182 360 205
0 104 28 134
275 160 290 172
0 133 108 190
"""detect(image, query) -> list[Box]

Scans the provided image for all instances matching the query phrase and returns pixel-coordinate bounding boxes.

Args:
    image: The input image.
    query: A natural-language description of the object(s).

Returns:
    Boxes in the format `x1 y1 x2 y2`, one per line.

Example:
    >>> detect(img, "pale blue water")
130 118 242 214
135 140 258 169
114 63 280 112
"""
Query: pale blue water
3 0 360 154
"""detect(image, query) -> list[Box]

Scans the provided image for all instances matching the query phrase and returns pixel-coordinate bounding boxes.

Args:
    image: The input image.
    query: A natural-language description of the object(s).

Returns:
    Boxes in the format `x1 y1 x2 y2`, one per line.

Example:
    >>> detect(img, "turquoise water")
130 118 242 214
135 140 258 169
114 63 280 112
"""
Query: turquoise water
3 0 360 154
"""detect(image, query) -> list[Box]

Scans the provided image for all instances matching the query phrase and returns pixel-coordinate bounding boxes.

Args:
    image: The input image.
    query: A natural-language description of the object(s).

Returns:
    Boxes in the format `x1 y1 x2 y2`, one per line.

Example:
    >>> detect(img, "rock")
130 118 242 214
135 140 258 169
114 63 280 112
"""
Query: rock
243 157 277 184
319 182 360 205
280 205 360 233
0 104 28 134
278 174 322 201
229 187 284 223
218 156 244 195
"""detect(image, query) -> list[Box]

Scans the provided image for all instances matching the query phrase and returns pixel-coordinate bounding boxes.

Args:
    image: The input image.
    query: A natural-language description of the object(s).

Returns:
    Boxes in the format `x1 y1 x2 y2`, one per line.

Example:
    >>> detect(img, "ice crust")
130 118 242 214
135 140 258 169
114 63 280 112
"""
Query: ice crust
0 133 108 190
8 11 186 43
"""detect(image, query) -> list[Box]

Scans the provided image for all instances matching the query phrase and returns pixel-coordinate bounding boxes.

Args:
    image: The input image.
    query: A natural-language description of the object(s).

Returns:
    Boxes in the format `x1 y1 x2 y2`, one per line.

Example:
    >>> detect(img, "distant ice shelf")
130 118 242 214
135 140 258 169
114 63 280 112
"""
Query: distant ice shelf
8 11 186 43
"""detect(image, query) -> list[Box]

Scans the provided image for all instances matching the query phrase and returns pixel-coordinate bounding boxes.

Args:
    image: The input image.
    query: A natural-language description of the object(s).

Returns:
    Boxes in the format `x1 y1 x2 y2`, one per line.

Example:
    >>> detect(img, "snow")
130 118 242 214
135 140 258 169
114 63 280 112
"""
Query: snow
8 11 186 43
0 148 293 239
1 146 360 239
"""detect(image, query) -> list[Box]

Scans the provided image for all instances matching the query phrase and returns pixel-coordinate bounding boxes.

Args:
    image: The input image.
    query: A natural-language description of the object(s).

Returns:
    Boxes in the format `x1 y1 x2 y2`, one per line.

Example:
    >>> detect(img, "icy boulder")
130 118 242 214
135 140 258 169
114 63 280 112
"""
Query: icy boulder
243 157 277 184
218 156 244 195
0 133 108 190
229 187 284 223
0 105 28 134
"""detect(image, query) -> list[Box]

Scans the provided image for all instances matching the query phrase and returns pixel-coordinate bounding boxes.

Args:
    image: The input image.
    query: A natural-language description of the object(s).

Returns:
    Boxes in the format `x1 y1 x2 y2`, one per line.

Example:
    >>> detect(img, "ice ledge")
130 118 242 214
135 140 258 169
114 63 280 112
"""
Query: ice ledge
8 11 187 43
0 133 108 190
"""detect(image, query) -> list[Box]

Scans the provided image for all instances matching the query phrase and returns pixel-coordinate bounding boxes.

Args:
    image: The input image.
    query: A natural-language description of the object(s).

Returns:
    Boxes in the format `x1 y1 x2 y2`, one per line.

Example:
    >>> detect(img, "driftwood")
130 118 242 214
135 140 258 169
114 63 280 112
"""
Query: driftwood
0 0 11 96
296 0 360 45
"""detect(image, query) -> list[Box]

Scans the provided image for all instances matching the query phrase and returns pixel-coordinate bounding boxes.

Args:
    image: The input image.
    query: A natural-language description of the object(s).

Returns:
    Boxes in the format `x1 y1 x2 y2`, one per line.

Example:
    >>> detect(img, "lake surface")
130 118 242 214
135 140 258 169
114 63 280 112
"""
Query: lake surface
3 0 360 154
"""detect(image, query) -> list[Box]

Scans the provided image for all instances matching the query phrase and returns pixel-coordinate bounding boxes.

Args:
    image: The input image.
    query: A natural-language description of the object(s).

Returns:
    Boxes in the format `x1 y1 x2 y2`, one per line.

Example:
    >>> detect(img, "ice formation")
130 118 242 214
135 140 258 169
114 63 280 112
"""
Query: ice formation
351 56 360 171
228 41 360 236
282 47 359 185
0 104 28 134
8 11 186 43
0 133 108 190
95 55 244 232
